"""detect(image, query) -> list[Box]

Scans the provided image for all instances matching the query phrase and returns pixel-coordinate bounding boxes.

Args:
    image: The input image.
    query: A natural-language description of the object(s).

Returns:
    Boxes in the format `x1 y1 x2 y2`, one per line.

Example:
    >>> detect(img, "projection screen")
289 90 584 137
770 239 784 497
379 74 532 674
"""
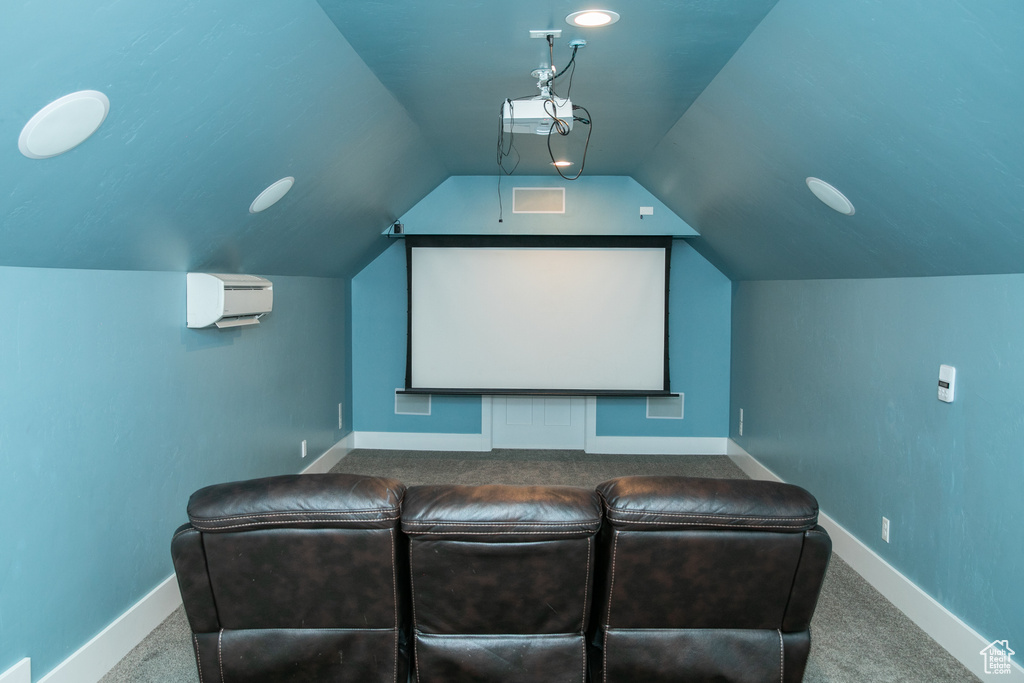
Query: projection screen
405 236 671 395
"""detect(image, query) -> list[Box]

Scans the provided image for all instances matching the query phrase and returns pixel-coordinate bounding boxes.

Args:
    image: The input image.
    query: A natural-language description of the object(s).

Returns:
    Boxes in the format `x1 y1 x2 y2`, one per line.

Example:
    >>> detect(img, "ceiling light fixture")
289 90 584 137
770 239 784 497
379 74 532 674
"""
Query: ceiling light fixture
552 160 573 167
19 90 110 159
806 177 855 215
250 177 295 213
565 10 620 28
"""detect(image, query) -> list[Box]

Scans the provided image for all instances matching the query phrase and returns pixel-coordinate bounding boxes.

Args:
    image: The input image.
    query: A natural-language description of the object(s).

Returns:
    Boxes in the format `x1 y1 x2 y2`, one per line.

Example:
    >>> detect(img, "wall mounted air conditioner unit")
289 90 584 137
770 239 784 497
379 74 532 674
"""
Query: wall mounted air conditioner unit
186 273 273 329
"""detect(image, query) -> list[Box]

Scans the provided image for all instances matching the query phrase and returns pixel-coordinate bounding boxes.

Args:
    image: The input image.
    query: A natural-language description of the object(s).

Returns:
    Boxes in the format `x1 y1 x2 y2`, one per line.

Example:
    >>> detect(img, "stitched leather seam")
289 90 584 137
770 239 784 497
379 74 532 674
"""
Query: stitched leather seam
610 520 812 530
409 544 421 683
402 520 600 527
604 530 619 683
580 637 587 683
387 532 395 683
217 629 224 682
191 515 400 531
192 633 204 683
402 529 597 536
172 526 197 540
609 509 817 522
191 508 400 522
778 629 784 683
581 536 592 632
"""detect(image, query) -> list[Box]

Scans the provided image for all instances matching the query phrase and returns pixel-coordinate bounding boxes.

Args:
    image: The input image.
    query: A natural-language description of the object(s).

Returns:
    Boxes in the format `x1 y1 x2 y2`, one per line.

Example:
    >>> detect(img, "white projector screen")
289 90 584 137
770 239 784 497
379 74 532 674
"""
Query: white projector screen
405 236 671 394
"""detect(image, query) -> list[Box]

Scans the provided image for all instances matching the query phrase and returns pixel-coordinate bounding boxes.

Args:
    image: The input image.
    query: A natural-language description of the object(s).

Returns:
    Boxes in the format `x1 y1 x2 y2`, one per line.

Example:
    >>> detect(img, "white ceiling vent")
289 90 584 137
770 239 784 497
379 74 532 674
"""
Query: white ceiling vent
512 187 565 214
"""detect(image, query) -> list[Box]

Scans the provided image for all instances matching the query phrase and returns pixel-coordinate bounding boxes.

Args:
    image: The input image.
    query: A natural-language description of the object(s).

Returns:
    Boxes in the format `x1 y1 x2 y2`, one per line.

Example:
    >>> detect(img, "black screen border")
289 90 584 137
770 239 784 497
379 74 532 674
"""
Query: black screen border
404 234 673 396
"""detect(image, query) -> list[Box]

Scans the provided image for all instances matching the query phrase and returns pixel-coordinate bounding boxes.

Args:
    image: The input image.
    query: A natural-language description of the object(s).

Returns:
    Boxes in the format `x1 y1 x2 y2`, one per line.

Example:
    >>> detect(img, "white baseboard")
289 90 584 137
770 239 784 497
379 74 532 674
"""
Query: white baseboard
30 434 357 683
351 430 729 456
354 397 494 452
301 433 355 473
585 434 728 455
0 659 30 683
38 575 181 683
353 430 493 451
582 398 728 455
727 440 1024 681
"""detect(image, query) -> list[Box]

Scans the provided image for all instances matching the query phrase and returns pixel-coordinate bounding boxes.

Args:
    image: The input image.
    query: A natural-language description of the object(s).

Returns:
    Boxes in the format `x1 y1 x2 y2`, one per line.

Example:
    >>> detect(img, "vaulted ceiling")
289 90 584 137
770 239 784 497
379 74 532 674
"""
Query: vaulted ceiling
2 1 1022 281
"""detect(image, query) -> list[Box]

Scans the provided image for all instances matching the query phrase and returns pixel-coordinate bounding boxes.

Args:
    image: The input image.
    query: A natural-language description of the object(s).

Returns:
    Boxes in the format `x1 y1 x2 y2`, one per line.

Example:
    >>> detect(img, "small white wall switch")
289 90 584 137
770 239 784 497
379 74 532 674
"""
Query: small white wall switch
639 206 654 218
882 516 890 543
938 365 956 403
301 440 307 458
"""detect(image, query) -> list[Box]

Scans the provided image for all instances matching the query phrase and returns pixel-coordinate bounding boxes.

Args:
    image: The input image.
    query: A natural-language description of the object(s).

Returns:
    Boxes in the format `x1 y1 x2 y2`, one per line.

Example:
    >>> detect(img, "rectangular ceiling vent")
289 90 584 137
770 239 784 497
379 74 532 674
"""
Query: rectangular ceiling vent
513 187 565 214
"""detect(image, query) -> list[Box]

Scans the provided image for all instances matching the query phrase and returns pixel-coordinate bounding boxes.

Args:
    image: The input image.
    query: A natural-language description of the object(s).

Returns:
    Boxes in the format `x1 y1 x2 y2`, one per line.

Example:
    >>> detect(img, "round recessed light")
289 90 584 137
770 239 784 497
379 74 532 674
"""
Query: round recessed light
19 90 110 159
566 10 620 27
806 177 855 215
249 177 295 213
552 160 573 167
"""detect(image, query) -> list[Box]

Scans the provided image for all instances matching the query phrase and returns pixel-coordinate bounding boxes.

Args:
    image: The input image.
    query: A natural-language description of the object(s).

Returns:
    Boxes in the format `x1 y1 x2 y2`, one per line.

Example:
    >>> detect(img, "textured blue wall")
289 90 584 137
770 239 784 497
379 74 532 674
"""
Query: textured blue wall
351 239 730 438
596 240 731 437
731 275 1024 651
351 242 482 434
0 266 348 677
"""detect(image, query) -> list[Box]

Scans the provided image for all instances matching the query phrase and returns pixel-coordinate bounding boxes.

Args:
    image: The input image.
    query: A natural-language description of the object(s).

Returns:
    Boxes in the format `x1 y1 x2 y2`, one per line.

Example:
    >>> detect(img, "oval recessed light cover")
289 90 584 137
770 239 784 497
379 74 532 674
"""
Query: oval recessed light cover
566 10 620 27
19 90 110 159
250 177 295 213
552 160 573 167
806 177 855 215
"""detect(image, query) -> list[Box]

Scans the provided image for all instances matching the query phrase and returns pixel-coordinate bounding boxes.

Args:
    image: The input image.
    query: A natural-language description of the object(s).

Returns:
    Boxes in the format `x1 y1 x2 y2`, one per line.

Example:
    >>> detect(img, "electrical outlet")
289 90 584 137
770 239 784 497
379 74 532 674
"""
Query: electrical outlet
739 408 744 436
301 439 307 458
338 402 344 430
881 516 890 543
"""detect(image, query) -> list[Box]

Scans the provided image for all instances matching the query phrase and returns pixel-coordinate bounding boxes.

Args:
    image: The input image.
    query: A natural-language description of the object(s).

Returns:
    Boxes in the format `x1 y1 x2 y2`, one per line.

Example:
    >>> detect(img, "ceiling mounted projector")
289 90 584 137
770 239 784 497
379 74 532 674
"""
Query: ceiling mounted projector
502 97 573 135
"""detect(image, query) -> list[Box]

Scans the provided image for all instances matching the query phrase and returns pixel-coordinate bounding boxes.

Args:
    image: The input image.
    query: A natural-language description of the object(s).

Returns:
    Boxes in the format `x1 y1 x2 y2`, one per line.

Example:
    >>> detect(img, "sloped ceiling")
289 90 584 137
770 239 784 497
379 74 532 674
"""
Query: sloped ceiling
0 1 446 278
2 1 1022 281
636 0 1024 280
318 0 779 176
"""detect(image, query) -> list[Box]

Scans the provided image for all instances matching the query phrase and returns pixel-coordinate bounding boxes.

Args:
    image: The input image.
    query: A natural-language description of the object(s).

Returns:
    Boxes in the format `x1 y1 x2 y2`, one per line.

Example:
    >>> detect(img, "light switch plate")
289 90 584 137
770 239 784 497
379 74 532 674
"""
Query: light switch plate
938 365 956 403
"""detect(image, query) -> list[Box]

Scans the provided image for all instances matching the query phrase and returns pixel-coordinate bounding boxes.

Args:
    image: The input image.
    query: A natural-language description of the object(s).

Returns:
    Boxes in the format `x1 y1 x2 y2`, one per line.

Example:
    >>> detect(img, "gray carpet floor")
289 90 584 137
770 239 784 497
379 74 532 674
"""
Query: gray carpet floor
100 449 979 682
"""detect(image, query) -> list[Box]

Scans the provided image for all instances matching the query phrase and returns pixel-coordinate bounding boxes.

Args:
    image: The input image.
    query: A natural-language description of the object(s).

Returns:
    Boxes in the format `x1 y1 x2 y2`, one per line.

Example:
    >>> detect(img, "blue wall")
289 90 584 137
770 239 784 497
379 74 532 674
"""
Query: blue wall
399 176 698 237
0 266 348 677
597 240 731 436
731 274 1024 651
351 239 731 438
351 242 482 434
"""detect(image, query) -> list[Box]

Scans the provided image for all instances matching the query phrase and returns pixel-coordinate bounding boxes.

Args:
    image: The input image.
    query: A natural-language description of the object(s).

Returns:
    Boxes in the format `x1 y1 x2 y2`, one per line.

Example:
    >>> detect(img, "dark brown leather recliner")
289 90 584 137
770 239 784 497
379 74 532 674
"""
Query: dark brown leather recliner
170 473 409 683
589 476 832 683
401 484 602 683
